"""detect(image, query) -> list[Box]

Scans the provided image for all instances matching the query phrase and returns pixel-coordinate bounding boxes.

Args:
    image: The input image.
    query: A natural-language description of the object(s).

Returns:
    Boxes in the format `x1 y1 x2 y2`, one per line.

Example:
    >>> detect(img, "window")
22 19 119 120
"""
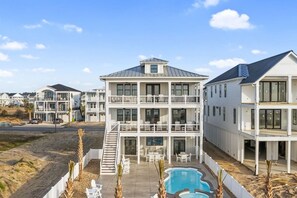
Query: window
251 109 255 129
259 81 286 102
172 109 186 124
211 86 213 98
253 109 281 129
223 107 226 121
117 109 137 122
224 84 227 98
219 85 222 97
150 65 158 73
146 137 163 146
171 83 189 95
293 110 297 125
117 83 137 96
213 106 216 116
233 108 236 124
219 107 221 116
207 106 210 116
215 85 217 94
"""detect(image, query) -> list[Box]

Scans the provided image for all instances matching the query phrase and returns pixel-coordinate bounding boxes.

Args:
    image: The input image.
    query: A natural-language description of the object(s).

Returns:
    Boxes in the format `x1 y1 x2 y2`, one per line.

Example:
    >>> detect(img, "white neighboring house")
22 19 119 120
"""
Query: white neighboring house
34 84 81 122
11 93 24 106
0 93 10 106
84 89 105 122
204 50 297 175
100 58 208 174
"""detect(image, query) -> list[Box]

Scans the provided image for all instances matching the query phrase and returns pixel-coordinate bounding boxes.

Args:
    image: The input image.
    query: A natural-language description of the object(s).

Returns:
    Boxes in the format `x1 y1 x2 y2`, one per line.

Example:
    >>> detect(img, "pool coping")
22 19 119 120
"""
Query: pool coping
164 166 215 198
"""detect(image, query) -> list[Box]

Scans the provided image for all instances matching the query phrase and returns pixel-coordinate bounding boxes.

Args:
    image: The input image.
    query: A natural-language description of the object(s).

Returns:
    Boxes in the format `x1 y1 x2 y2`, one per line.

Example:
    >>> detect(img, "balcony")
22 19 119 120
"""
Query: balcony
171 95 199 104
118 122 200 134
87 108 98 112
87 97 98 102
140 95 169 104
109 96 137 104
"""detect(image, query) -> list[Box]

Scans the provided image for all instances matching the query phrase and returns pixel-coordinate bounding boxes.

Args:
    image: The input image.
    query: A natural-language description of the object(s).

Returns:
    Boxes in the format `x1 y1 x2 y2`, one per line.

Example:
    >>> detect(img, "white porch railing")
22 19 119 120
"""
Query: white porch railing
171 95 199 103
43 149 102 198
109 95 137 104
140 95 169 104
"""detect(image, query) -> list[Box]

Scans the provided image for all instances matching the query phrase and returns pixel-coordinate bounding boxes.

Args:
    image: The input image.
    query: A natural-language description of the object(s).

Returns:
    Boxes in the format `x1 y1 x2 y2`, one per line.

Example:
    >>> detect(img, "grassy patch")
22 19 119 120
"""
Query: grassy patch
0 181 5 192
0 135 42 152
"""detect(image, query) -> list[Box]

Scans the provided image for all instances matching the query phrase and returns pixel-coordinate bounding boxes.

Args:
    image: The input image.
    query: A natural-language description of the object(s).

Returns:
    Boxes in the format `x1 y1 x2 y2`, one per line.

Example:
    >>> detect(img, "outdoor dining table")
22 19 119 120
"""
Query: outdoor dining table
178 153 189 162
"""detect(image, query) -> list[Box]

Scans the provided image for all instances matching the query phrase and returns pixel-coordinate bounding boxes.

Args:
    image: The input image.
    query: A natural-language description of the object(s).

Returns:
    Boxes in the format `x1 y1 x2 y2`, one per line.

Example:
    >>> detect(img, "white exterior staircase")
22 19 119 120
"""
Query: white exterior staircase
101 130 119 175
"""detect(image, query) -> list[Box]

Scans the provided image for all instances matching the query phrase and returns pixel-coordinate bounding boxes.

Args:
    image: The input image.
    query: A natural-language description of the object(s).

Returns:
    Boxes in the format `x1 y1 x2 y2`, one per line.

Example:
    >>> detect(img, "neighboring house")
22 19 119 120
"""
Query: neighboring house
84 89 105 122
204 50 297 175
34 84 81 122
100 57 207 174
11 93 24 106
22 92 36 104
0 93 10 106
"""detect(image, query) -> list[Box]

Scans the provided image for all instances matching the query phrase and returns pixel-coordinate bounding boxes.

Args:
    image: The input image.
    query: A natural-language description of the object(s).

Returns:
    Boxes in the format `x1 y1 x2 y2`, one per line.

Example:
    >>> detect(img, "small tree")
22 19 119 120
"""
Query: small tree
23 99 34 120
77 128 85 181
216 169 223 198
64 160 75 198
265 160 273 198
158 159 166 198
115 163 123 198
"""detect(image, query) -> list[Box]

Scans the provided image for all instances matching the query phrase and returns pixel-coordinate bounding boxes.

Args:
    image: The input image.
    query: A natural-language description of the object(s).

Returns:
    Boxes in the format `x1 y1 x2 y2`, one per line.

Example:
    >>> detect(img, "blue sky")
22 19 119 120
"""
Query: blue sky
1 0 297 93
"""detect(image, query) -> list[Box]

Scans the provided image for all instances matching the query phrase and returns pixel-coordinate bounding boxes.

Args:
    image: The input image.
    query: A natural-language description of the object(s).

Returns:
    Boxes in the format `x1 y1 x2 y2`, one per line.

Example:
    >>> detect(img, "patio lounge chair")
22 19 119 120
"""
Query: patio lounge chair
86 187 101 198
175 153 181 162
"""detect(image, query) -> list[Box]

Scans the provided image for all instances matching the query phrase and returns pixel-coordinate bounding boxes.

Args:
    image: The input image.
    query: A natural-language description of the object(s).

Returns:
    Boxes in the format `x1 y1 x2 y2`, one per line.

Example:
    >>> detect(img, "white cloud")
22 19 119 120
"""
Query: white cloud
83 67 91 73
209 58 246 68
210 9 254 30
64 24 83 33
0 35 8 40
0 69 13 77
192 0 220 8
195 67 213 73
175 56 183 61
251 49 267 55
0 41 27 50
32 67 56 73
42 19 50 24
35 43 46 49
0 52 9 61
23 24 42 29
138 55 147 60
21 54 39 60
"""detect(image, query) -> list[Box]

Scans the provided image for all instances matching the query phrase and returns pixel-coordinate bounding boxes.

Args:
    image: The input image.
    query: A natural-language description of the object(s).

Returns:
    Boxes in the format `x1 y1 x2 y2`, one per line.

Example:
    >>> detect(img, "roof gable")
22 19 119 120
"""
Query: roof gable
49 84 81 92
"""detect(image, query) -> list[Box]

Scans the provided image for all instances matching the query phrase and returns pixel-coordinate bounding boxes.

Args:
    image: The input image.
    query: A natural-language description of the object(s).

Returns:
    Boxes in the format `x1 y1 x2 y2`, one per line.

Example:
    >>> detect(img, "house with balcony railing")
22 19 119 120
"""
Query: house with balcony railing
204 50 297 175
34 84 81 122
99 57 208 174
83 89 105 122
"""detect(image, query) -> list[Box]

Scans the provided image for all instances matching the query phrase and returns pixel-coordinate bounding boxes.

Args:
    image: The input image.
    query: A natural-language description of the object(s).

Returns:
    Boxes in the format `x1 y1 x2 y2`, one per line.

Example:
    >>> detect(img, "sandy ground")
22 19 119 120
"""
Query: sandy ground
0 126 103 198
204 140 297 197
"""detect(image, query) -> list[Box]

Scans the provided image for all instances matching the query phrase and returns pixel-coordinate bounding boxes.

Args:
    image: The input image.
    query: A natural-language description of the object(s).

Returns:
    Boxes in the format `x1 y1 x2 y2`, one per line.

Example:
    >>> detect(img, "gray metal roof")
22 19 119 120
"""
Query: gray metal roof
206 50 294 85
140 58 168 64
50 84 81 92
100 65 208 79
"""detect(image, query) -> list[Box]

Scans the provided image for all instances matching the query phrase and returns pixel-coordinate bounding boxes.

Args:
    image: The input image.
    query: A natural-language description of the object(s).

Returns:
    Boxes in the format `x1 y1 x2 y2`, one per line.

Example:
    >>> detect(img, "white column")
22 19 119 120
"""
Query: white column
168 137 171 164
287 140 291 173
168 107 172 134
105 81 110 131
137 107 140 133
288 75 292 103
137 81 140 105
240 138 244 163
288 108 292 136
255 139 259 175
255 82 260 136
137 136 140 164
196 136 199 160
199 82 204 163
168 82 172 104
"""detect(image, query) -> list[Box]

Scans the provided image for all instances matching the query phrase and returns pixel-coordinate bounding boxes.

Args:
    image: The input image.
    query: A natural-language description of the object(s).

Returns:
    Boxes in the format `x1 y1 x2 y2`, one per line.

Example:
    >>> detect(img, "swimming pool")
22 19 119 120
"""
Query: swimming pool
179 192 209 198
165 167 211 194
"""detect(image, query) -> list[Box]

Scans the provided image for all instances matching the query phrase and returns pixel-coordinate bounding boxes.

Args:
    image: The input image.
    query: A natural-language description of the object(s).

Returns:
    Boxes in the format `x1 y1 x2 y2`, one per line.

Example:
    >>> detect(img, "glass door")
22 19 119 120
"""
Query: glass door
145 109 160 124
173 139 185 154
125 138 136 155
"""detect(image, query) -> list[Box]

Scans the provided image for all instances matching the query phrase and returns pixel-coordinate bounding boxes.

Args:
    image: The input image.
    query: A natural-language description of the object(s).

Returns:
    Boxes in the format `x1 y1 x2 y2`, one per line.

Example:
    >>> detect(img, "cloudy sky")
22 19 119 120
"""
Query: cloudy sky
0 0 297 92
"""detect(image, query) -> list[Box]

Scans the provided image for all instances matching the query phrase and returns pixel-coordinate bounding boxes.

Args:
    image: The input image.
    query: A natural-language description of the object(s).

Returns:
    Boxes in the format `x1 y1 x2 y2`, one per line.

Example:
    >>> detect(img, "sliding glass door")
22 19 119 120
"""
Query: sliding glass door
253 109 281 129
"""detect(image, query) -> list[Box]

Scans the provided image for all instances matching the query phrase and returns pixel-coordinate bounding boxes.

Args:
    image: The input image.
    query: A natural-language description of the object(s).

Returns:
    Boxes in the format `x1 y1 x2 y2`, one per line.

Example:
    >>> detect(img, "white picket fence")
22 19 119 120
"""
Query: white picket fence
203 152 253 198
43 149 103 198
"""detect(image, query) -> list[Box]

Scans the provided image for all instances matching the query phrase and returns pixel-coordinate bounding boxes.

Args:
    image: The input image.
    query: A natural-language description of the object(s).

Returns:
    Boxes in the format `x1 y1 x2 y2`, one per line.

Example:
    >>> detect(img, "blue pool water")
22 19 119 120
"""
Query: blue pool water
165 168 211 194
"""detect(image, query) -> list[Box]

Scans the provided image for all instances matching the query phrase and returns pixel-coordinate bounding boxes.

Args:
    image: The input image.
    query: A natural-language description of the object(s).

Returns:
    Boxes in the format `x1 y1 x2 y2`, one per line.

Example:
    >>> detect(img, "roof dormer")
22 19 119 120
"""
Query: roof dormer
140 58 168 74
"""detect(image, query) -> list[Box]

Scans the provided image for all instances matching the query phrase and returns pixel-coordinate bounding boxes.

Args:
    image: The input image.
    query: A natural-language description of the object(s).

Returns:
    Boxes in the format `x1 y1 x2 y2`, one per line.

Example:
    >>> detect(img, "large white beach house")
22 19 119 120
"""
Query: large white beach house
100 58 207 174
204 50 297 175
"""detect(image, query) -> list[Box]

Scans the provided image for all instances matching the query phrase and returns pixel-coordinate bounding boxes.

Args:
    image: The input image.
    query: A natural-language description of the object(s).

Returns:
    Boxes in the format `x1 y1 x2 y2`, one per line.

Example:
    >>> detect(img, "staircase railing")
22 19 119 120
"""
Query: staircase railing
100 122 119 175
114 121 120 174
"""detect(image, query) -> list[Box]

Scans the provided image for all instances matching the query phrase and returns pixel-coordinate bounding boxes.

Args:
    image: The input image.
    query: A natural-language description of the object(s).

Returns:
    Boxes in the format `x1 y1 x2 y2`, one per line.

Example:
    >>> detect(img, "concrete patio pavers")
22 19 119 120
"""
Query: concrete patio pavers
99 157 232 198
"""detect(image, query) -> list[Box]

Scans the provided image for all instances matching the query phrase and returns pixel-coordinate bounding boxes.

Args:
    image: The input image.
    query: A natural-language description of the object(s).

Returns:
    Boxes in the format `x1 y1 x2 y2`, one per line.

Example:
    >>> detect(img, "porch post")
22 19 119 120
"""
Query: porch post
255 82 260 136
196 136 199 160
240 137 244 163
287 140 291 173
137 81 140 105
105 81 110 131
199 81 204 163
168 136 171 164
288 75 292 103
288 108 292 136
255 139 259 175
168 82 171 104
137 136 140 164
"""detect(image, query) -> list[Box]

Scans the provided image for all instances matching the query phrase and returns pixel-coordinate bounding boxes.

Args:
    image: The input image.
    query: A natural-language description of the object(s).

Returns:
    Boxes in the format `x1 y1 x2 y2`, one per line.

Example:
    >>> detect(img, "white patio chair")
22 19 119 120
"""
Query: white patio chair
147 94 153 102
149 154 155 162
86 188 99 198
145 121 151 131
175 153 181 162
155 154 161 161
91 179 103 190
186 121 193 131
175 121 181 131
157 121 162 131
187 153 192 162
160 154 166 160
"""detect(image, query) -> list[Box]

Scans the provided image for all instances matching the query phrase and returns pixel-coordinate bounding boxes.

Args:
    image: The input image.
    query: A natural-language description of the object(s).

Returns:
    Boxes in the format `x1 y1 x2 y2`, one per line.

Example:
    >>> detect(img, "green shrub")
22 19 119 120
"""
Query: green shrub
0 181 6 192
